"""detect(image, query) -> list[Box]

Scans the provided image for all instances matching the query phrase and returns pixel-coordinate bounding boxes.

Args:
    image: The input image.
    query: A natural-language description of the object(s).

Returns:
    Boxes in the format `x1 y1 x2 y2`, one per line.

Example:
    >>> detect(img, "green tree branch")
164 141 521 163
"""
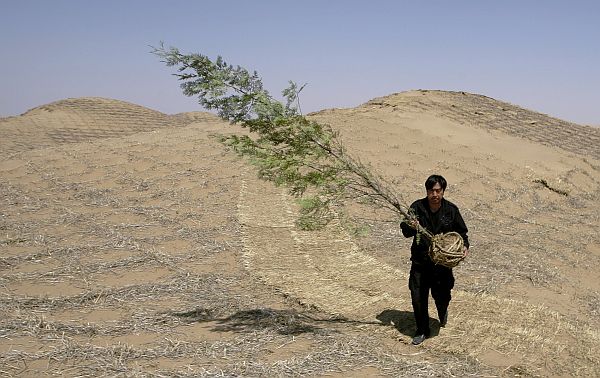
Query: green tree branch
153 43 432 239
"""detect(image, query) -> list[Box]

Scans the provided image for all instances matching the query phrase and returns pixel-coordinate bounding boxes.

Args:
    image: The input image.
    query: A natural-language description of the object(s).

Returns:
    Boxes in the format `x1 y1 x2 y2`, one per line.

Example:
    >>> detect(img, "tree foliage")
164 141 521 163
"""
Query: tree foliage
153 43 431 238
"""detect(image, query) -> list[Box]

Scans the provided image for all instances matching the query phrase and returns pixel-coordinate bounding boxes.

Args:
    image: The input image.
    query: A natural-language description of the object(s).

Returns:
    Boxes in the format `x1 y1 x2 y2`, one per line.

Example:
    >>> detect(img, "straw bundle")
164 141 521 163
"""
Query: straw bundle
429 232 465 268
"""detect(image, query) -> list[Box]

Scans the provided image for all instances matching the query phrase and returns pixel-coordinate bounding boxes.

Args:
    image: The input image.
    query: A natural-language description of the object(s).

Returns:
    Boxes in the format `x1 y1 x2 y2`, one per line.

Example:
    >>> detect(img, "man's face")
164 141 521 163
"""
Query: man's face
427 183 444 207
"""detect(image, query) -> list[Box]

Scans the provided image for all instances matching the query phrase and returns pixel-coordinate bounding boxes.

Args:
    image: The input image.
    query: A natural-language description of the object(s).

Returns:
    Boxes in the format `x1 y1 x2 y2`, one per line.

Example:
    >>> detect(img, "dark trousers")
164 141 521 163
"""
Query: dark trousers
408 262 455 336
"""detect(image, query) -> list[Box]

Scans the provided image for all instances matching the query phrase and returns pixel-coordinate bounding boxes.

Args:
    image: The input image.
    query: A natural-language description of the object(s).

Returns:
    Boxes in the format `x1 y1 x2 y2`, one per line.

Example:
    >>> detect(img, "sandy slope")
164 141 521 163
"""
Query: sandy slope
0 97 218 159
0 92 598 376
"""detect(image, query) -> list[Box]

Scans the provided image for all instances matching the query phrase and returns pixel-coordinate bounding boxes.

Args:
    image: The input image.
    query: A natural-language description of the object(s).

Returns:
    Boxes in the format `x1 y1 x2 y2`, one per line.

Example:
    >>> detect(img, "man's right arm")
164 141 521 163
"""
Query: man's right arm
400 220 417 238
400 202 419 238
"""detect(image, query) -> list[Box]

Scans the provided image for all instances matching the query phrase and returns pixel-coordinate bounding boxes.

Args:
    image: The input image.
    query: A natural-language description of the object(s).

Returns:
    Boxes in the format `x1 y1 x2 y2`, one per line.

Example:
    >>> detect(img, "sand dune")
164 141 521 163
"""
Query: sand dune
0 97 220 158
318 90 600 160
1 92 598 376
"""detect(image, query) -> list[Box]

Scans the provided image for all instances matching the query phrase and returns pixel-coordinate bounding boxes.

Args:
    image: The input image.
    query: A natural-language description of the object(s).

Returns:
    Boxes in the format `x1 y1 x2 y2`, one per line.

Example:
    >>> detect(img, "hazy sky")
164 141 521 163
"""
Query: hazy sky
2 1 599 125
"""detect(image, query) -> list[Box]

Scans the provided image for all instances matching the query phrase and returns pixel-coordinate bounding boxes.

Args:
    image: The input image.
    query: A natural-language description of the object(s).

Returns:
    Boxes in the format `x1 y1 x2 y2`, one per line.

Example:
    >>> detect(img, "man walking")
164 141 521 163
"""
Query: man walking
400 175 469 345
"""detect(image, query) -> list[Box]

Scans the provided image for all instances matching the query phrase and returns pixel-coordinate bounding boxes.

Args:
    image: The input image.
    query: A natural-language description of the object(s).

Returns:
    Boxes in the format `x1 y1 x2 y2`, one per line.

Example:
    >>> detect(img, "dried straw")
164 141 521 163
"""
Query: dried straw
428 232 465 268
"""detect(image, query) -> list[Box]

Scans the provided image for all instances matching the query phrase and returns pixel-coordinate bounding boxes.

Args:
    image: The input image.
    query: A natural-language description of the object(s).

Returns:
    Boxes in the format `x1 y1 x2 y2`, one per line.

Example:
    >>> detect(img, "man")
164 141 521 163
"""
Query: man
400 174 469 345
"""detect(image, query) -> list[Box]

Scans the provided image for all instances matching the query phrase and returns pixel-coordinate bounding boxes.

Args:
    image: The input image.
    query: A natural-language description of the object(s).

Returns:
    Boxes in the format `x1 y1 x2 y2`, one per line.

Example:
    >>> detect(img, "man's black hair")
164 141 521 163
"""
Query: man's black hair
425 174 447 191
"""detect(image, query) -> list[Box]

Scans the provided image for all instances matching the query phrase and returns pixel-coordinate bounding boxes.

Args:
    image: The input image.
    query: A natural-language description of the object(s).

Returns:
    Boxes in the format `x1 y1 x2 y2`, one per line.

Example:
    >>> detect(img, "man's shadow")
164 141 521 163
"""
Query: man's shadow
169 307 441 338
376 309 441 337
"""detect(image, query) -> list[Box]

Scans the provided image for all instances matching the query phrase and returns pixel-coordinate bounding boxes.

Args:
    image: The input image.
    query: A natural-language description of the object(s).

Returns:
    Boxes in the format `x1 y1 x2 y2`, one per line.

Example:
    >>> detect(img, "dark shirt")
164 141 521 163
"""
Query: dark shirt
400 197 469 265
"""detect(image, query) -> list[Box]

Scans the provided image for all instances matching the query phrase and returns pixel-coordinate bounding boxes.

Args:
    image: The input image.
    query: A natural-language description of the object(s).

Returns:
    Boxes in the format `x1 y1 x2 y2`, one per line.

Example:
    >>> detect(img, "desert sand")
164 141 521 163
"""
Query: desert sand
1 92 599 376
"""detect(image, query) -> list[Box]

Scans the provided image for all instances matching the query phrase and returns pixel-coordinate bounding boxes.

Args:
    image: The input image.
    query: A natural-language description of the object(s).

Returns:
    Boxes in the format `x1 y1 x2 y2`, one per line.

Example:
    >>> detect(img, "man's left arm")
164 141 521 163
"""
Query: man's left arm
454 208 469 254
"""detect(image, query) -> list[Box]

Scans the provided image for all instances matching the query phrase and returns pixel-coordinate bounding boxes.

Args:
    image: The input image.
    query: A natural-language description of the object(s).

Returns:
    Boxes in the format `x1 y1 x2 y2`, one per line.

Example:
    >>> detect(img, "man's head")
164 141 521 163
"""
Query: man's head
425 175 447 209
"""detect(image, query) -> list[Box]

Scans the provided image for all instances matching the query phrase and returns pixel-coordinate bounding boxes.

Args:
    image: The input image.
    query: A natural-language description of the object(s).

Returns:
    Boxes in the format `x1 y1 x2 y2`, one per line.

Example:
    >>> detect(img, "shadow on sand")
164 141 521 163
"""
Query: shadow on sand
170 307 442 338
376 309 442 338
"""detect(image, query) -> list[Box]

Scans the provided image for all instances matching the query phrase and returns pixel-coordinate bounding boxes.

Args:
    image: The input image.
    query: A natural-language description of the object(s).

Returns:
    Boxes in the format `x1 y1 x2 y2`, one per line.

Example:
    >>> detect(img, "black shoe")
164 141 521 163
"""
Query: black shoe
412 334 426 345
440 312 448 327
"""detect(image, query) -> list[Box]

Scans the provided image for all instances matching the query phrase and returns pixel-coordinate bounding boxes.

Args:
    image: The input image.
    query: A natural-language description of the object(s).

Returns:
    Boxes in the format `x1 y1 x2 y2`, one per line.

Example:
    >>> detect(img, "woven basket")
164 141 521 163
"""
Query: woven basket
428 231 465 268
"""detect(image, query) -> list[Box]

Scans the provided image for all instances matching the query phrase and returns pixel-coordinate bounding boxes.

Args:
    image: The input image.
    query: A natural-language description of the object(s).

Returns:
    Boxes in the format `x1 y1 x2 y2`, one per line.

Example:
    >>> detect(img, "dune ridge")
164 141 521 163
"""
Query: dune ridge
359 90 600 160
0 97 219 158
